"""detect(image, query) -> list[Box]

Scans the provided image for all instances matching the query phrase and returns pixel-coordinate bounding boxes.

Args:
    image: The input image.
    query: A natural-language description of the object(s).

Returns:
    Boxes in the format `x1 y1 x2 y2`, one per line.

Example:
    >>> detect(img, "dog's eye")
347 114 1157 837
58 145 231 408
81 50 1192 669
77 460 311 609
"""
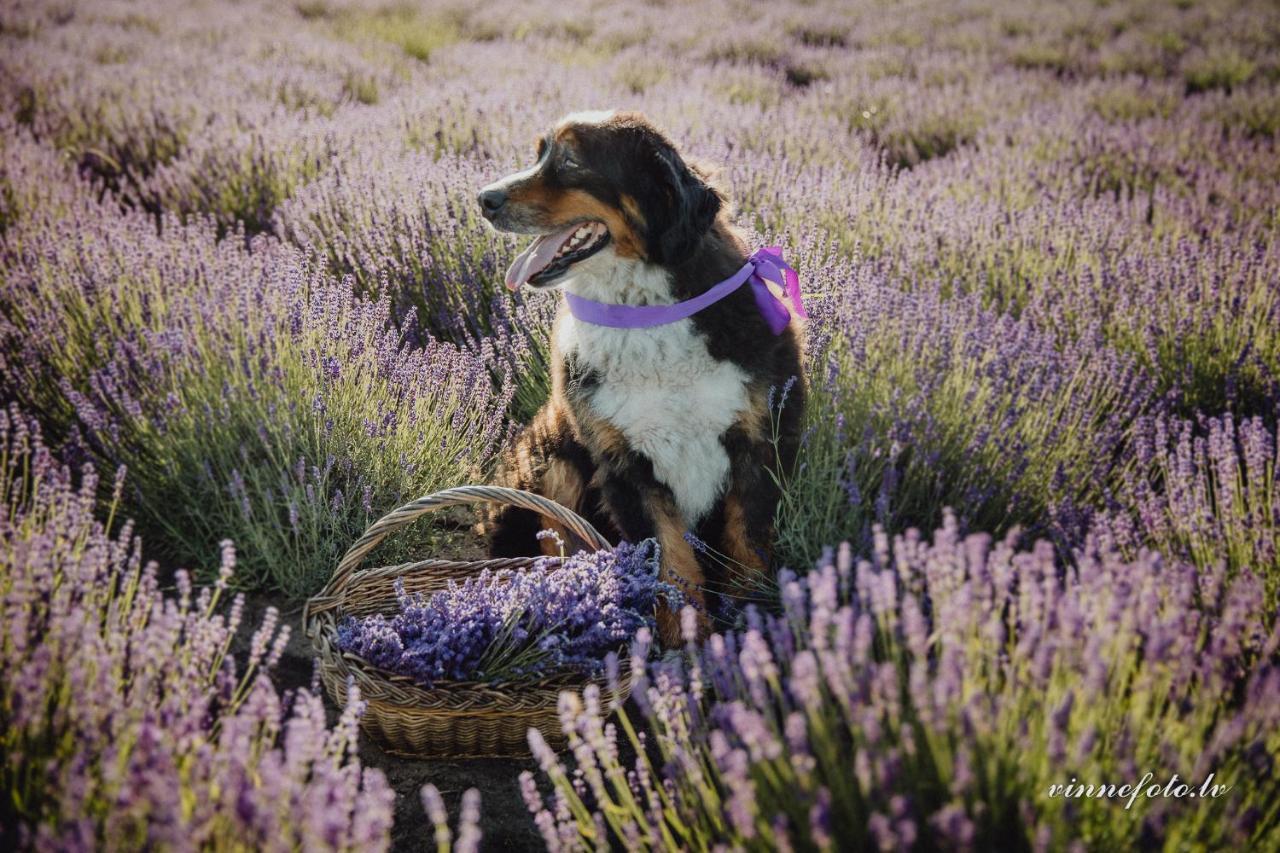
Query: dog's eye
561 153 580 170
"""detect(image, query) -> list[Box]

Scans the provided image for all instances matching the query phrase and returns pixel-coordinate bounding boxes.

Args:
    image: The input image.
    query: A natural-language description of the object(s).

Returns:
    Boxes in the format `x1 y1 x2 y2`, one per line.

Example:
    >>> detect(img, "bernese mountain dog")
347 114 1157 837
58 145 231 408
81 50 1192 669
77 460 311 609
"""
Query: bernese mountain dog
478 110 804 644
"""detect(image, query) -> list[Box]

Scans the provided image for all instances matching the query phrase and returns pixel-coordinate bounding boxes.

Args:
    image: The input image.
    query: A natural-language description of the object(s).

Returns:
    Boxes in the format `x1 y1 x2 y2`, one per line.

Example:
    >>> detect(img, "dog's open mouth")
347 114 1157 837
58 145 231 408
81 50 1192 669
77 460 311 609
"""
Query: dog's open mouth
505 221 611 290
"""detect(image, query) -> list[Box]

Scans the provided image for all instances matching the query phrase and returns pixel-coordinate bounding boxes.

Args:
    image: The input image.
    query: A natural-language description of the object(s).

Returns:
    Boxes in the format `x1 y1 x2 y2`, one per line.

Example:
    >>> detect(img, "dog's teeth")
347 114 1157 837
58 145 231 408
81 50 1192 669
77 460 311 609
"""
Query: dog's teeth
552 224 603 262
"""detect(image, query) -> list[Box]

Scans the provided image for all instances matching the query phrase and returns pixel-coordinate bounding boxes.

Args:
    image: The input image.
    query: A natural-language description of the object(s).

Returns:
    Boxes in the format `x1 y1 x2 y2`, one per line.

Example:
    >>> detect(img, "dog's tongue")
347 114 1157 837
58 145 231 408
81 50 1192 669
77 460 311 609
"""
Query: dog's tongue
505 224 581 290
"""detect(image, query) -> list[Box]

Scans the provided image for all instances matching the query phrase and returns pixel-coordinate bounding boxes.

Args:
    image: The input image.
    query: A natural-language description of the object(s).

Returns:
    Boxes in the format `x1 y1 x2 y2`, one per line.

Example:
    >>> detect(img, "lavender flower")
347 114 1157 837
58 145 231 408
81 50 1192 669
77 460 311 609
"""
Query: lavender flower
532 515 1280 851
0 406 394 849
337 541 665 687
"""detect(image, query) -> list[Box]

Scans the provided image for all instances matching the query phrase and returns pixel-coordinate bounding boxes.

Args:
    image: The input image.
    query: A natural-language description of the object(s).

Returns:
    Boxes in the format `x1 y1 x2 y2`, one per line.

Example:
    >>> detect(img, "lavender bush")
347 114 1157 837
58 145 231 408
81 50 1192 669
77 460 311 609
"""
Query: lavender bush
1106 409 1280 604
0 406 395 849
528 517 1280 851
772 249 1152 567
274 148 559 420
337 540 666 686
0 167 511 596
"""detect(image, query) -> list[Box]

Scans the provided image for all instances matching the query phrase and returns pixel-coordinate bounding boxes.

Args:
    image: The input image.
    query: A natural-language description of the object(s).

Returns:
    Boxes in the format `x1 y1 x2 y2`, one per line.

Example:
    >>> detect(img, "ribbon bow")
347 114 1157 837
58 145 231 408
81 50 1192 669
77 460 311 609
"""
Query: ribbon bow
746 246 807 335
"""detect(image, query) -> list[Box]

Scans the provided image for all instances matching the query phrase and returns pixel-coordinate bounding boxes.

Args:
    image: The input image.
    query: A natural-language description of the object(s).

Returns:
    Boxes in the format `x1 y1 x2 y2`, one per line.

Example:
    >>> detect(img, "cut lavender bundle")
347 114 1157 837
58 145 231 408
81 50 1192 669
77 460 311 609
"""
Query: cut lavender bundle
336 540 667 688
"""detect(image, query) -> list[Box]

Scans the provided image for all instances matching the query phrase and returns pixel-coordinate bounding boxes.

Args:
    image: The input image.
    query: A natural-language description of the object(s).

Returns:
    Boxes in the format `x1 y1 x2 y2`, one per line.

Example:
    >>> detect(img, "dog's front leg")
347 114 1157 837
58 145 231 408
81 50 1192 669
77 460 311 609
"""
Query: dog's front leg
486 401 616 557
647 493 712 646
712 418 788 591
597 467 710 646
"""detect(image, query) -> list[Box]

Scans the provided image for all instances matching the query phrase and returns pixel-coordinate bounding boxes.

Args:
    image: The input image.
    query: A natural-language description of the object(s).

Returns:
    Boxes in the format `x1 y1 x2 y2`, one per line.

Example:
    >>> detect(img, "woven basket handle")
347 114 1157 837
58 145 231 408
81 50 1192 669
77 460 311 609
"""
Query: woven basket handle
311 485 611 614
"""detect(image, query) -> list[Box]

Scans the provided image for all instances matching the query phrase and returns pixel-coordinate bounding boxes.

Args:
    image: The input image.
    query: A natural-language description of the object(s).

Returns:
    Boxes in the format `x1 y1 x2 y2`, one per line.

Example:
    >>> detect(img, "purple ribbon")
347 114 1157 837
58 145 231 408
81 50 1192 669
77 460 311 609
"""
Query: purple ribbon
562 246 806 334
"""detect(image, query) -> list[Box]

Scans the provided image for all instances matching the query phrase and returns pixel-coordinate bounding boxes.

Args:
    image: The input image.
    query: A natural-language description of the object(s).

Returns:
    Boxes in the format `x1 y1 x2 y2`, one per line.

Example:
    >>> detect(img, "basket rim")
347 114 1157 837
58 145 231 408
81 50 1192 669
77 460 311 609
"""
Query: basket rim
304 486 613 633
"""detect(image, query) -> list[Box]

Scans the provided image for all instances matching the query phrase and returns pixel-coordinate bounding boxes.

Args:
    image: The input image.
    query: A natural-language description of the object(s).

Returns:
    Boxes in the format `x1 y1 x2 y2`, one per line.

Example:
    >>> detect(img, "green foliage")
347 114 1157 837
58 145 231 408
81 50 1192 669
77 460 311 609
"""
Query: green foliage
1113 411 1280 606
535 527 1279 851
1184 50 1256 94
343 70 382 105
1010 42 1076 74
1213 89 1280 139
329 4 461 63
0 412 393 847
1089 81 1177 122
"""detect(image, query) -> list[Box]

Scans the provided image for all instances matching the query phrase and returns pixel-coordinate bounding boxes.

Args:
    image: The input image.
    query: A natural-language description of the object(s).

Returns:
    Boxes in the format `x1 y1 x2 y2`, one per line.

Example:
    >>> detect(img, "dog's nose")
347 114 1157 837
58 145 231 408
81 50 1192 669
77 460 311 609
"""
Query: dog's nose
478 188 507 219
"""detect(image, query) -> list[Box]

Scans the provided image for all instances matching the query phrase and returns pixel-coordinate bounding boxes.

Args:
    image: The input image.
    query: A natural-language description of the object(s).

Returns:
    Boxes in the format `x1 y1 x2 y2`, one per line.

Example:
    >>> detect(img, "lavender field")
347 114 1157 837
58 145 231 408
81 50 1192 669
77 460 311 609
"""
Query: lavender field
1 0 1278 849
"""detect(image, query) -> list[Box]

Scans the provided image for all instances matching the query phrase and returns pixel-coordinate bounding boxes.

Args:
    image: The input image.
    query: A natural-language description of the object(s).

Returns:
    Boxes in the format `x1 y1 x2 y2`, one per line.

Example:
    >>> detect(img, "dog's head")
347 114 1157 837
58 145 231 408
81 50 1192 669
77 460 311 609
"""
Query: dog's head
479 110 724 290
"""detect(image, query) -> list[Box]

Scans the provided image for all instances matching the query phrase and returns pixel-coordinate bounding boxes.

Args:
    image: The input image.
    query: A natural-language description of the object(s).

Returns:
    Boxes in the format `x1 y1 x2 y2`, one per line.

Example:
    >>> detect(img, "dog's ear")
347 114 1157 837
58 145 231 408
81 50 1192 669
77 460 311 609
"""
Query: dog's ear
648 145 723 265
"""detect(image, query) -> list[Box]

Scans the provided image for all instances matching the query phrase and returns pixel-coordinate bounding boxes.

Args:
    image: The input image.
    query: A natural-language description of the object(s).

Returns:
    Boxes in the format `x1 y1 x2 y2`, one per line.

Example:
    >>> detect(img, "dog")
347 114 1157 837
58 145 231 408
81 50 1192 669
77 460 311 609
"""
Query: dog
478 110 804 644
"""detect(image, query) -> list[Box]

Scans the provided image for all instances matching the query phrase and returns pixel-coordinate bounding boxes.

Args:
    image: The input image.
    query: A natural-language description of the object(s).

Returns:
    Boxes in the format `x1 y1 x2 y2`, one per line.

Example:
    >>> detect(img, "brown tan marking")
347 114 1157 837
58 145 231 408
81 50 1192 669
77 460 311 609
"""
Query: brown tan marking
646 494 710 645
536 457 585 555
486 402 577 543
721 494 770 588
574 410 631 464
620 194 646 229
502 179 646 260
544 189 645 259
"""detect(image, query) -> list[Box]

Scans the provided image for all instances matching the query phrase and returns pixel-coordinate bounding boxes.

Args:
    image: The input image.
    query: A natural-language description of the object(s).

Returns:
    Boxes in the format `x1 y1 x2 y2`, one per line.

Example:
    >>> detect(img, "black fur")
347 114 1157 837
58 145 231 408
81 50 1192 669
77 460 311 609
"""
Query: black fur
649 147 723 264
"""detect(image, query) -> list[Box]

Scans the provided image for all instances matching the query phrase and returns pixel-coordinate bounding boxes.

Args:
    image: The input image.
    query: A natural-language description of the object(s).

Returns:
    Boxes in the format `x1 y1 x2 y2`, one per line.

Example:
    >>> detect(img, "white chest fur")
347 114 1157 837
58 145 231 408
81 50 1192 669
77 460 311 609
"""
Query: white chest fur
555 255 750 525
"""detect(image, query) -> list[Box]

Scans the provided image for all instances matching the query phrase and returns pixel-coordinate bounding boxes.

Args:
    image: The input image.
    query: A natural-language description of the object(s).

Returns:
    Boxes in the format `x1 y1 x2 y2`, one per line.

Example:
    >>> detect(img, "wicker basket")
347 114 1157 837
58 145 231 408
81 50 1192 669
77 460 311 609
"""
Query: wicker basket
303 485 629 758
